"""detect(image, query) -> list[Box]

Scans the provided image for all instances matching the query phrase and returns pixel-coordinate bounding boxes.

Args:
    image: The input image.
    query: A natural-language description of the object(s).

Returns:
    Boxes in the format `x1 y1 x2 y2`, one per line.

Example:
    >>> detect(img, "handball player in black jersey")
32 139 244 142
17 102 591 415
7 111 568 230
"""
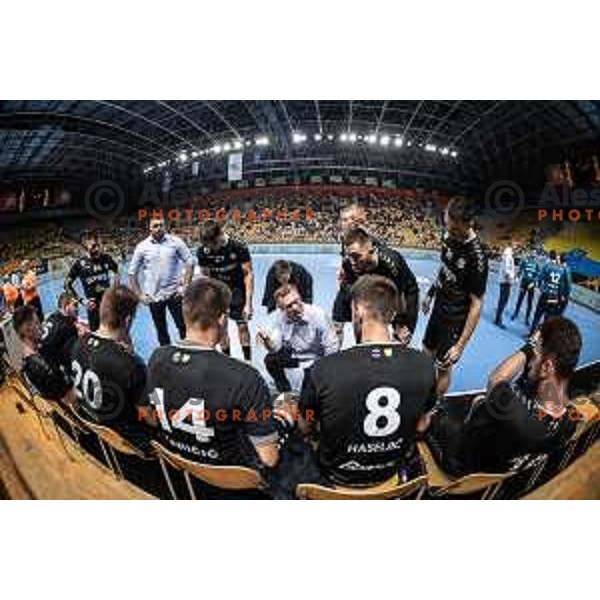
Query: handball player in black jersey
12 305 77 406
197 220 254 361
70 285 148 443
39 292 79 375
429 317 582 476
145 277 279 474
333 203 380 343
422 197 488 397
65 232 119 331
335 227 419 346
299 275 436 488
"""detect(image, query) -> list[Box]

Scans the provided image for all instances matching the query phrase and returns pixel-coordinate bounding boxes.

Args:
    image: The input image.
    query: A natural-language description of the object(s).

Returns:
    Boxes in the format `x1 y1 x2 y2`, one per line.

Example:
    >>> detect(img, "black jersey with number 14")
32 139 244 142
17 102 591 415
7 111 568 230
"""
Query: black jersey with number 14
145 342 278 466
300 343 437 486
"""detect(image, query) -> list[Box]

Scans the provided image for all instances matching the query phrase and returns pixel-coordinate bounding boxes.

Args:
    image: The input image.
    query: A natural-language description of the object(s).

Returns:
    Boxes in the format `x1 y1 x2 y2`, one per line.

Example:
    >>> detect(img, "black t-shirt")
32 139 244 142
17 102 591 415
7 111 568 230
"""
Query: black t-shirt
341 245 419 332
145 342 277 466
22 352 72 402
39 310 79 373
299 343 437 486
70 333 147 428
447 377 578 475
431 232 488 320
196 237 250 293
66 253 118 301
262 261 314 312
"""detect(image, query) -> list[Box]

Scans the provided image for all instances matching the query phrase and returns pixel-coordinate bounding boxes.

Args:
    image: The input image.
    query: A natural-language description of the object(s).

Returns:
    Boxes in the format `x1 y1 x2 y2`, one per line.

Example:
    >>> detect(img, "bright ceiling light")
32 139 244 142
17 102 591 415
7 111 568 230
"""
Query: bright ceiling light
394 137 403 147
380 135 390 146
348 132 357 143
212 144 222 154
233 140 243 150
255 136 269 146
292 132 307 144
340 133 348 142
450 150 458 158
314 133 322 141
425 144 437 152
367 134 377 144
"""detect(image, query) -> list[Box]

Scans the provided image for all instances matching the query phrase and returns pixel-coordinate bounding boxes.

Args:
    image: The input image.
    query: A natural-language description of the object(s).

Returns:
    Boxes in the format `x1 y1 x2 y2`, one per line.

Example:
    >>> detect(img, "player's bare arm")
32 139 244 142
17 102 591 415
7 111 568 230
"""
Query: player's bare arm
254 439 279 468
445 294 483 365
487 331 540 390
242 260 253 320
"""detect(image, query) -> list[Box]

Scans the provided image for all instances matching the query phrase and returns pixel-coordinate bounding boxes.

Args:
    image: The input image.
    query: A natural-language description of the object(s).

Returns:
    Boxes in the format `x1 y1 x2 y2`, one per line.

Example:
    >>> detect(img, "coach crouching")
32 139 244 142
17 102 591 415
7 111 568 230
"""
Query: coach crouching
257 284 339 393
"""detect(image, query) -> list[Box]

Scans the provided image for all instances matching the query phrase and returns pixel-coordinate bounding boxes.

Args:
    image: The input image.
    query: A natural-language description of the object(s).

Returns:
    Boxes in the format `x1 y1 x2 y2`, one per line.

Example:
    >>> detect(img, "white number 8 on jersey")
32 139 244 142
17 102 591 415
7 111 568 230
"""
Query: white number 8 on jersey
363 387 401 437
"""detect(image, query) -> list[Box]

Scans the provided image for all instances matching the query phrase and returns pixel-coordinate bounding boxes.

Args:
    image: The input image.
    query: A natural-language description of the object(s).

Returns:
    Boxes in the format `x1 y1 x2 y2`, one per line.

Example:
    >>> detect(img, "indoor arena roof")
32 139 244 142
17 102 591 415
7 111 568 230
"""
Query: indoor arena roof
1 100 599 191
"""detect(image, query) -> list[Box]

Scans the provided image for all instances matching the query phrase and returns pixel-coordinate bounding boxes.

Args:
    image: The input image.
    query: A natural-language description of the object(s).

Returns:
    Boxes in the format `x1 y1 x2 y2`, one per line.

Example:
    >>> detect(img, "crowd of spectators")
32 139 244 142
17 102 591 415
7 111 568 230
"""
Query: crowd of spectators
0 184 587 277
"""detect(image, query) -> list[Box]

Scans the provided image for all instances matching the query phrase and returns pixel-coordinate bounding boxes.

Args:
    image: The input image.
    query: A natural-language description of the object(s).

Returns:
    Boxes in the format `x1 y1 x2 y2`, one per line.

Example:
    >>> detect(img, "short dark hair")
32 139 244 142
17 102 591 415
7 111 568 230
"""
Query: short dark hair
183 277 231 329
273 260 291 279
58 291 77 309
350 274 399 323
100 285 139 330
549 249 557 261
343 226 372 249
199 220 223 245
540 317 582 379
447 196 478 224
12 305 38 336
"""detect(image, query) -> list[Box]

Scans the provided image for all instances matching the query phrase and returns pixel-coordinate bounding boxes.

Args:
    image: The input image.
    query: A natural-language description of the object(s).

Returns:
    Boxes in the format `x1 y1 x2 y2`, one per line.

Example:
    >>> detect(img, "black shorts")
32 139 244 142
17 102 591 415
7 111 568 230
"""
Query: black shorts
332 285 352 323
229 287 247 323
423 305 466 369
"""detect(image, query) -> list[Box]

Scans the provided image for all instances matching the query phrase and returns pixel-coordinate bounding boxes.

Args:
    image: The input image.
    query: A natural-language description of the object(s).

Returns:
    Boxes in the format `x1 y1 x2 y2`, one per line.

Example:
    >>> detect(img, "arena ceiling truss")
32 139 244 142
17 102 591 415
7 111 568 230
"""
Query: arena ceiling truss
0 100 599 193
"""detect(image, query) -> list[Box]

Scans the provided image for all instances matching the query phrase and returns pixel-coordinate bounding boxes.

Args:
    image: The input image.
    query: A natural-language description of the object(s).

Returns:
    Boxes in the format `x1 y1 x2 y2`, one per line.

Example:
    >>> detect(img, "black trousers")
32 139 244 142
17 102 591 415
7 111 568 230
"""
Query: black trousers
87 303 100 331
512 282 535 322
494 283 512 325
264 348 308 393
149 295 186 346
530 294 560 335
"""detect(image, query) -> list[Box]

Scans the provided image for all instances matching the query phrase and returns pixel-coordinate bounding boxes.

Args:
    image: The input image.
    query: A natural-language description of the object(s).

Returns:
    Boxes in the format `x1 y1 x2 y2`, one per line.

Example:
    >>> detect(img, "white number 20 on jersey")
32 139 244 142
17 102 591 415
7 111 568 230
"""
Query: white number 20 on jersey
72 359 102 409
363 387 401 437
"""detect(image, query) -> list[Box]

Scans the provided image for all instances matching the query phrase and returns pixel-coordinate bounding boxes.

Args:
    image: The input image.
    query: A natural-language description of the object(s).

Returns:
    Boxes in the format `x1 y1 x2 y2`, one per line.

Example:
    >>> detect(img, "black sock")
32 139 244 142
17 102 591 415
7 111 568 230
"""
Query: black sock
222 346 231 356
242 345 252 361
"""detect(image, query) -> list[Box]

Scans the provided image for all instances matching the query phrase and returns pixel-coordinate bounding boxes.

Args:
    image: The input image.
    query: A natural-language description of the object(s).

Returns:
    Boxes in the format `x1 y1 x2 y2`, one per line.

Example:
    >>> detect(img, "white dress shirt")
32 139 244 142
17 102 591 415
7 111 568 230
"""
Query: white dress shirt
499 246 516 284
128 234 193 301
266 303 340 364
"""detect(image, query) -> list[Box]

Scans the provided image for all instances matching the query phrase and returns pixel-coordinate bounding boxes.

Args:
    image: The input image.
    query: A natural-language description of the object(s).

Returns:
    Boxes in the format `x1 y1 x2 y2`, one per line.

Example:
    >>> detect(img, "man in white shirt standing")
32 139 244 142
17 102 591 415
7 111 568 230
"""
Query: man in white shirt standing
494 241 516 329
129 217 193 345
257 284 339 392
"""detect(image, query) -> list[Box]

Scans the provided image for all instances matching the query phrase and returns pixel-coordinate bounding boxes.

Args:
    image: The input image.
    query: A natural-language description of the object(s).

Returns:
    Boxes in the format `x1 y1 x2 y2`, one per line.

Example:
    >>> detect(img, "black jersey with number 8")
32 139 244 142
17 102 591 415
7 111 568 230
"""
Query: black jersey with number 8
299 343 437 486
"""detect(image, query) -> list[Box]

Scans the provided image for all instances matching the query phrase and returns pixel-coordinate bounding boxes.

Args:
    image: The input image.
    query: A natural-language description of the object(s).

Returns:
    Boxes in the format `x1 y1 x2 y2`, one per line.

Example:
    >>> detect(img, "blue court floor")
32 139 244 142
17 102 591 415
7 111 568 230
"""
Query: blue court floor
39 248 600 393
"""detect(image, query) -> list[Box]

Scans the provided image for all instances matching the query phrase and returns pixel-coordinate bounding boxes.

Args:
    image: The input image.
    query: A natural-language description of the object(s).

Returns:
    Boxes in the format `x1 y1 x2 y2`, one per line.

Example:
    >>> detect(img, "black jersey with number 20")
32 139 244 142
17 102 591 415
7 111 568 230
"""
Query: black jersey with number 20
300 343 437 486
